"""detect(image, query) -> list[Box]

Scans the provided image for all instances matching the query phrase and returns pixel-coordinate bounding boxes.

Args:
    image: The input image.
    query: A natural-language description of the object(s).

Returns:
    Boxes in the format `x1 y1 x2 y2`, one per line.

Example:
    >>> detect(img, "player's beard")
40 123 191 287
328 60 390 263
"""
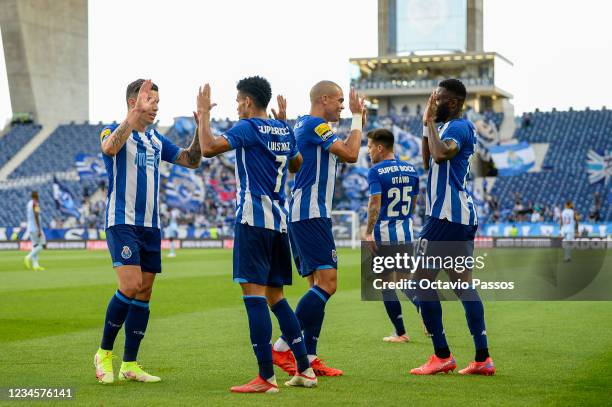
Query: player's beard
435 103 451 122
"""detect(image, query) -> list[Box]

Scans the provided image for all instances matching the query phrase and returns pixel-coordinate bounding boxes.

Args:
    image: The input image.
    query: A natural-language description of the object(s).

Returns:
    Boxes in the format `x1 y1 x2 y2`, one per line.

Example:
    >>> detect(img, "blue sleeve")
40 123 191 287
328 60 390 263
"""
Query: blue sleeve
289 127 299 159
99 124 118 143
157 132 181 163
412 175 419 195
441 122 465 150
368 167 382 195
222 120 253 150
305 117 338 150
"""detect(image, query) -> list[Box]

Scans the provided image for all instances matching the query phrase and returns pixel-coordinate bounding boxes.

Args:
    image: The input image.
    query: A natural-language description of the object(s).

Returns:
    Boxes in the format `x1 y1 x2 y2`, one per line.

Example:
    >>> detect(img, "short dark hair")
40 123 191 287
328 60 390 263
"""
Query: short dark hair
236 76 272 109
438 78 467 101
367 128 394 149
126 79 158 103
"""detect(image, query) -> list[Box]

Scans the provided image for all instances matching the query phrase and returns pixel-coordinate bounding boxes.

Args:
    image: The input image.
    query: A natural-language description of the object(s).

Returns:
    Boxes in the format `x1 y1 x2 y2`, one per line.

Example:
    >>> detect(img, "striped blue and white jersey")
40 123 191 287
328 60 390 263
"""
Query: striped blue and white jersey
289 115 339 222
101 124 180 229
368 159 419 243
222 118 298 233
426 118 478 225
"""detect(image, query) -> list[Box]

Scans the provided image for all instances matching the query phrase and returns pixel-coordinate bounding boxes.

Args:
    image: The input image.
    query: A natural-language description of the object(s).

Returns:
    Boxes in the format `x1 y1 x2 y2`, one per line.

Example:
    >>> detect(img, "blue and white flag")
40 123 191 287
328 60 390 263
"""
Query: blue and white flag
53 181 81 219
342 167 369 200
586 149 612 185
164 166 204 211
75 153 106 180
490 142 535 176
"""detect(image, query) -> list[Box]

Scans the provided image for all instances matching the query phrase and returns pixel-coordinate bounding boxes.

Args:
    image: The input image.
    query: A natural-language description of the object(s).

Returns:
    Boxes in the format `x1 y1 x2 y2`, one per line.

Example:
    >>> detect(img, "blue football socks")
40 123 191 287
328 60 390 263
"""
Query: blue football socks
243 296 274 379
100 290 132 351
295 285 331 356
416 286 450 358
382 289 406 336
123 299 150 362
271 298 309 372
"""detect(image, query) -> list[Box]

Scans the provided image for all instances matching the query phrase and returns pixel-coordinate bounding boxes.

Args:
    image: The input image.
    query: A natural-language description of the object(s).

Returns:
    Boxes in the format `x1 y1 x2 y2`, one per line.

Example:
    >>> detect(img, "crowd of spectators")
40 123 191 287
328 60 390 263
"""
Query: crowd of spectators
39 107 605 233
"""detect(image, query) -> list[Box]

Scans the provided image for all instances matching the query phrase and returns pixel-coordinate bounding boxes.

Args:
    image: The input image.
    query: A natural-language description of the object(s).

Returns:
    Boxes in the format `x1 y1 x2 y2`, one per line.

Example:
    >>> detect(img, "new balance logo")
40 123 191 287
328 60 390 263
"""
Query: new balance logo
134 152 159 169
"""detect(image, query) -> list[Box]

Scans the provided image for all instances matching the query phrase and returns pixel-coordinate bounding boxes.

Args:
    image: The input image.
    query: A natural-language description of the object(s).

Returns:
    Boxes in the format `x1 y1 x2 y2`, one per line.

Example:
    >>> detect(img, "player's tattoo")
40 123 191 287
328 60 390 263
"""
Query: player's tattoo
366 204 380 235
107 121 131 151
186 128 202 166
177 128 202 168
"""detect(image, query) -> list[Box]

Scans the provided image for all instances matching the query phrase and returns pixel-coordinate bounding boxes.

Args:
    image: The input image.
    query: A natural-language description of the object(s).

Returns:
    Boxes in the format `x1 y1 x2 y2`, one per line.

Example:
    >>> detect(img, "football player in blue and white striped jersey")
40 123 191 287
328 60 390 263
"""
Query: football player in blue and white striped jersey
94 79 202 384
272 81 366 377
196 77 317 393
411 79 495 376
363 128 420 343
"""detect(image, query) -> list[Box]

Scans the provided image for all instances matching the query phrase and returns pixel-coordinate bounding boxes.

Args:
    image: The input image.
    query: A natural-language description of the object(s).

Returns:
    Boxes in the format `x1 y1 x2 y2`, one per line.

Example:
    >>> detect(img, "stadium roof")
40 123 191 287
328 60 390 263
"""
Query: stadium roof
349 52 513 68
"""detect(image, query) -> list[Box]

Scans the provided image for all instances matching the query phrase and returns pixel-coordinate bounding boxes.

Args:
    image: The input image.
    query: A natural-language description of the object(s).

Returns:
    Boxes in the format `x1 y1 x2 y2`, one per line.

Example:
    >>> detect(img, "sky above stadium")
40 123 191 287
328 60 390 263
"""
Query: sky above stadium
0 0 610 126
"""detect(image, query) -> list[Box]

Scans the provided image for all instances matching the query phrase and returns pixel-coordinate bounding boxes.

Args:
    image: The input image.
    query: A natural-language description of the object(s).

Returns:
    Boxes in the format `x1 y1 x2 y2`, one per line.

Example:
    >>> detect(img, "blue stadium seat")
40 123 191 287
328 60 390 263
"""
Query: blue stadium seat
9 124 106 178
0 180 93 227
0 124 42 169
491 109 612 221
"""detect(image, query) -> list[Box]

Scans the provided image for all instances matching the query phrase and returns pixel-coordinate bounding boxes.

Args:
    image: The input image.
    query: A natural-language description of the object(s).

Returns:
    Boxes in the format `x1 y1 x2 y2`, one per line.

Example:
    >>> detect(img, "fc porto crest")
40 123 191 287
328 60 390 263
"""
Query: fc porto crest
331 249 338 263
121 246 133 259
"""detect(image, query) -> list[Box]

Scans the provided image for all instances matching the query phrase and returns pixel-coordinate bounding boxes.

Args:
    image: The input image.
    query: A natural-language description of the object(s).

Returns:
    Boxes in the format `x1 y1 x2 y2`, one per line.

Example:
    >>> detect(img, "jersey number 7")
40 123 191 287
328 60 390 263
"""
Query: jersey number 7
274 155 288 193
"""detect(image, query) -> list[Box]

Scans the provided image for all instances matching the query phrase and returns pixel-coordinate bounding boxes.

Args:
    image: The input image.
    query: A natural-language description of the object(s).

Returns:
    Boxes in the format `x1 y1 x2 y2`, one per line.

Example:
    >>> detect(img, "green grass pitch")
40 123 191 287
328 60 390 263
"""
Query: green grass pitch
1 248 611 406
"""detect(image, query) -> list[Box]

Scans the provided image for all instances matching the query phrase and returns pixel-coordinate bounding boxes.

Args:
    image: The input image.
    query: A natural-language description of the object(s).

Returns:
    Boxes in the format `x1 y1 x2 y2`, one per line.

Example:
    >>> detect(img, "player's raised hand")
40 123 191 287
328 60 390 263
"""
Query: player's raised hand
424 91 437 124
271 95 287 121
349 87 365 115
197 83 217 114
135 79 156 113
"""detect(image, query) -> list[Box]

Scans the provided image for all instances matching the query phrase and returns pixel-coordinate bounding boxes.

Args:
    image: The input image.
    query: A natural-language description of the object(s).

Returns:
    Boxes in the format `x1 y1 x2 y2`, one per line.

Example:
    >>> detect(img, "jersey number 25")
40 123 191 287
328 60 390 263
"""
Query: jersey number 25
387 186 412 217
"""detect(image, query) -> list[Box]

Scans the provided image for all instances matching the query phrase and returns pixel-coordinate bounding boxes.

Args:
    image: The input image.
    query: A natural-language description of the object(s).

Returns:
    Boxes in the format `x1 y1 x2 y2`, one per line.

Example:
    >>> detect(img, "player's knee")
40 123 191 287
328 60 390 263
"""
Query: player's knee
138 286 153 301
122 280 142 298
265 287 284 306
318 279 337 296
266 293 284 307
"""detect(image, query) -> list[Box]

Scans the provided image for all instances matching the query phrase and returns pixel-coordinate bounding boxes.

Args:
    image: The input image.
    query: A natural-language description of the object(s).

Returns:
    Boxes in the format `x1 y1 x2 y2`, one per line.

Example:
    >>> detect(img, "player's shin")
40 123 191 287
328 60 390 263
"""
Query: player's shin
243 296 274 379
416 286 450 358
382 289 406 336
295 286 330 357
271 298 309 373
401 285 420 312
123 299 150 362
101 290 132 351
456 287 489 362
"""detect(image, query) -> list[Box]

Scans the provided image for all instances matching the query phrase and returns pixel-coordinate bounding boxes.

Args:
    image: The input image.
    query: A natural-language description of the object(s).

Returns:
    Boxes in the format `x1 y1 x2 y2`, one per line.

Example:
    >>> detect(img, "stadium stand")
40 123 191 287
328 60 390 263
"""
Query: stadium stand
0 108 608 231
489 109 612 222
9 123 106 178
0 124 42 169
0 178 98 228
